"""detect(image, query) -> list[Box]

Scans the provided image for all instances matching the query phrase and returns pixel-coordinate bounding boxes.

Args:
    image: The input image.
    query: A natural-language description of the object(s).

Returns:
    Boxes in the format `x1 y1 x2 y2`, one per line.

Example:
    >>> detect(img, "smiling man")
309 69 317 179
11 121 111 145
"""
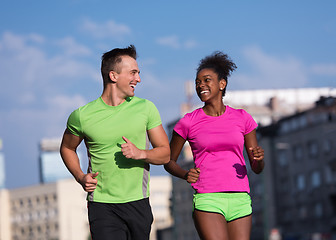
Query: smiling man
60 45 170 240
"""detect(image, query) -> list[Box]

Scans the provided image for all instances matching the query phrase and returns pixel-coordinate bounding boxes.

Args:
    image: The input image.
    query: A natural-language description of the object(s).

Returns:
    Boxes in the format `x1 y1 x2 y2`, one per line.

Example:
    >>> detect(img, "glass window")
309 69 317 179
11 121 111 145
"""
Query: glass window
314 203 323 218
278 150 288 166
308 140 318 157
311 171 321 188
293 145 303 161
323 139 332 154
325 166 333 183
299 206 307 219
297 174 305 191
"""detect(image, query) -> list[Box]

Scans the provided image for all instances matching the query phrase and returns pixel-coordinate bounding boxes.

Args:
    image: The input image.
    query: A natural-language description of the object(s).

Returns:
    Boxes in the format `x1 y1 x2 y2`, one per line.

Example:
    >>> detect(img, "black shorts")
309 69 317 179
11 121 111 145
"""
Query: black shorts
88 198 153 240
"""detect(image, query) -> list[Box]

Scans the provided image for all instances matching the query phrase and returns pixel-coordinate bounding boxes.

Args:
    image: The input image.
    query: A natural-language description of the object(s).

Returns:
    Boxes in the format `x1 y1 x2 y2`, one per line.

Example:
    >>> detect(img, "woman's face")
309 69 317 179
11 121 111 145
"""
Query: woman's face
195 68 226 102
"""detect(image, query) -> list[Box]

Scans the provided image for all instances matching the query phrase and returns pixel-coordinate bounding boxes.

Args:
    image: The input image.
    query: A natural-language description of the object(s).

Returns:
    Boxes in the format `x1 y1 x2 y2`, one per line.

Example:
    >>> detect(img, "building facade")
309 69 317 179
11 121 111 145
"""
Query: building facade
0 179 90 240
255 96 336 240
39 138 73 184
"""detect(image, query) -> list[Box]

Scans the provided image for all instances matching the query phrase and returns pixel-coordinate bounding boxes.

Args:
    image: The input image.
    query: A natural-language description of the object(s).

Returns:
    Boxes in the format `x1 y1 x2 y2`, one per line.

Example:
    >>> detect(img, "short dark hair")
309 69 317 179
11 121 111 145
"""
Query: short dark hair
196 51 237 97
101 44 137 83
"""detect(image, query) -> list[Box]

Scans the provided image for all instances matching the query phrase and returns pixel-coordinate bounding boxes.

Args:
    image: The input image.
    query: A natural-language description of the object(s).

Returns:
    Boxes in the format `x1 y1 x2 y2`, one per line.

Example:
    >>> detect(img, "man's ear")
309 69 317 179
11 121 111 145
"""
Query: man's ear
109 71 117 83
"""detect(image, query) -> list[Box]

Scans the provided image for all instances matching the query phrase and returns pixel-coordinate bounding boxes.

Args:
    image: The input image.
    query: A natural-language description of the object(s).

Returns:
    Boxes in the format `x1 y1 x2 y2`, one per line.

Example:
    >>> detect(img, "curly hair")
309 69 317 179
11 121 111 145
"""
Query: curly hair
196 51 237 97
101 44 137 84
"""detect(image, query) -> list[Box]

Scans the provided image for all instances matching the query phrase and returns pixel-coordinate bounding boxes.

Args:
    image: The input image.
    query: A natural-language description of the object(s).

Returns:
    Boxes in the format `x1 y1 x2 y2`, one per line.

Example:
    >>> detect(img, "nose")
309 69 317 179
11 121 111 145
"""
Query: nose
136 73 141 83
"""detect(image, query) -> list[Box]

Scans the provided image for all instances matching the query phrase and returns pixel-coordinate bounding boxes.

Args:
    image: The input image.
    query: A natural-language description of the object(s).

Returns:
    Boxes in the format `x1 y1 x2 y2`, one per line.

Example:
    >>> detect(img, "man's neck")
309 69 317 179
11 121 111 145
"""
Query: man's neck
101 85 126 106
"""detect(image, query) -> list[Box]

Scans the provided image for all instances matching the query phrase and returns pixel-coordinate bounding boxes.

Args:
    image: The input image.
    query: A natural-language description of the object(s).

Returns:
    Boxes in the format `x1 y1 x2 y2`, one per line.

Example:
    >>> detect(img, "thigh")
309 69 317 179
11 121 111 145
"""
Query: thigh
193 210 229 240
88 202 129 240
227 215 252 240
121 198 153 240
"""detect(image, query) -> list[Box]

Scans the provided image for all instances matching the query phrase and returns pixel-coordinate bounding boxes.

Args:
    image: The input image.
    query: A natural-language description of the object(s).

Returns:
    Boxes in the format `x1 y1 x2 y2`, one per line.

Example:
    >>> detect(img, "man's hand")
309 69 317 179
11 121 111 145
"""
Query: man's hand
184 168 200 183
121 136 146 160
79 172 99 192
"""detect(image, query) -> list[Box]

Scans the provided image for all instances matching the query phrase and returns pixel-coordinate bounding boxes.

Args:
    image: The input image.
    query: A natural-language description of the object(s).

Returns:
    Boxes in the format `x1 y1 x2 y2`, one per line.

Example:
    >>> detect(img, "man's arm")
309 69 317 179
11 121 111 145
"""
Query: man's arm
121 124 170 165
60 129 98 192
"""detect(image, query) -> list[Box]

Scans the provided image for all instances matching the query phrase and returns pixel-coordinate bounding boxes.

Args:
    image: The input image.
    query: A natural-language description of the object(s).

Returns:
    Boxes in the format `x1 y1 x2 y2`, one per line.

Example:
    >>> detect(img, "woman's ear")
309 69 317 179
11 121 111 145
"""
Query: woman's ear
220 79 227 90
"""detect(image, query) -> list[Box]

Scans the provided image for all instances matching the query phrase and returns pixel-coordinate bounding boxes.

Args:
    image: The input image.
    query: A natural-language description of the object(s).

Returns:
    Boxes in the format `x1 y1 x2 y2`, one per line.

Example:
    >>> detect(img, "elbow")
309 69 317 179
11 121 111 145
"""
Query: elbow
162 154 170 165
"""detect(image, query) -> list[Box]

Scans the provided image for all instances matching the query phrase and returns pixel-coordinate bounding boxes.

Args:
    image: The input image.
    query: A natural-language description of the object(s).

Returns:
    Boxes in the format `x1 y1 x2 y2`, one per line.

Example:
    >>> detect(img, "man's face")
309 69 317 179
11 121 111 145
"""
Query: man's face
114 55 141 99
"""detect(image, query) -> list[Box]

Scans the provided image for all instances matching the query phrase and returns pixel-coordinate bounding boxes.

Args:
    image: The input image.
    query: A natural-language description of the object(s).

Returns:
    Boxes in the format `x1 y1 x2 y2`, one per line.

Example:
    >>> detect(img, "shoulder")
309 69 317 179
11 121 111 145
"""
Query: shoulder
176 108 202 127
226 106 251 117
130 97 155 106
182 108 203 120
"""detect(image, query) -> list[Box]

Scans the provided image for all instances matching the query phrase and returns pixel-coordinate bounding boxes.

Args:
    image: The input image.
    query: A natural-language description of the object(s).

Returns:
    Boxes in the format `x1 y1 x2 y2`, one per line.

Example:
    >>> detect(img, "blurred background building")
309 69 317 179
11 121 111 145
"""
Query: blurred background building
39 138 75 184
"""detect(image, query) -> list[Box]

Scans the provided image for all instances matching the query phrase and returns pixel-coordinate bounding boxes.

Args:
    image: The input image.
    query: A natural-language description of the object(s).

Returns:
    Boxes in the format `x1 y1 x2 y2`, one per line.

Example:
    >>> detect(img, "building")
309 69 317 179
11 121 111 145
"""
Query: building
149 176 173 240
0 178 89 240
253 96 336 240
39 138 83 184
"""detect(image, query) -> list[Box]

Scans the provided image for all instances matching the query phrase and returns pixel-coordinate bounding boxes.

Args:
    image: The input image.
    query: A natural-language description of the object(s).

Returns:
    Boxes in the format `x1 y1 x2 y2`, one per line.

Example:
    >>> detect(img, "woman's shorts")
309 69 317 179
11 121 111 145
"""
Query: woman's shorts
193 192 252 222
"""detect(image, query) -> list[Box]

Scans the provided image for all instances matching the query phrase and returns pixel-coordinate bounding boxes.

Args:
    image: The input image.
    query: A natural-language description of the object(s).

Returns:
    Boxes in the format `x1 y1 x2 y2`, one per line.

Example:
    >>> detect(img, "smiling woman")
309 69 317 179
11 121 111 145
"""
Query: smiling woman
164 51 265 240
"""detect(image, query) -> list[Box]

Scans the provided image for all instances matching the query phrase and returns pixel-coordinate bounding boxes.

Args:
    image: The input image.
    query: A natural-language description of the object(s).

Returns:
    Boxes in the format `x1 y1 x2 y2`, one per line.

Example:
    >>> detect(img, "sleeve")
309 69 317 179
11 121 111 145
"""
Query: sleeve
66 109 83 137
146 100 162 130
242 109 258 135
173 114 190 140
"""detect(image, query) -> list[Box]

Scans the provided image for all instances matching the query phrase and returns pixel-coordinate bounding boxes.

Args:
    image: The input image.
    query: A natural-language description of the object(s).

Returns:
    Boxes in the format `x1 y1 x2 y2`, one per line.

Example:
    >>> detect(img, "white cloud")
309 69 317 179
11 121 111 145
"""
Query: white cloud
156 35 198 49
311 63 336 76
157 35 180 49
232 46 308 89
80 19 131 40
54 37 91 56
0 32 97 106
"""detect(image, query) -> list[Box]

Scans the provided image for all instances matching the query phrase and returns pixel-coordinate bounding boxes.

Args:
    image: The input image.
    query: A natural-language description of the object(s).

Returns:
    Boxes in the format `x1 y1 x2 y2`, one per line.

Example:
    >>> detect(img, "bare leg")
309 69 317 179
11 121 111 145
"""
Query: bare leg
227 215 252 240
193 210 230 240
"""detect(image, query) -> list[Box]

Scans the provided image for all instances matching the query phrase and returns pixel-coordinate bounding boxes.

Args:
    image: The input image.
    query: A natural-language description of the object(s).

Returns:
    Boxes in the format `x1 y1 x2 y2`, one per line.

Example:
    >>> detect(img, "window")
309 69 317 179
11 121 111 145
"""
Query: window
308 140 318 157
323 139 332 154
314 203 323 218
325 166 333 183
297 174 305 191
293 145 303 161
278 150 288 166
311 171 321 188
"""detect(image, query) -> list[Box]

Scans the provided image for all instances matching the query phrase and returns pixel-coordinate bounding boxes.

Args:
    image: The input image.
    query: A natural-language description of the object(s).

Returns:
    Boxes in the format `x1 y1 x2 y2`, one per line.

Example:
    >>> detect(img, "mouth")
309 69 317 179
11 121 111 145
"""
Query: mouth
130 84 136 89
200 90 209 94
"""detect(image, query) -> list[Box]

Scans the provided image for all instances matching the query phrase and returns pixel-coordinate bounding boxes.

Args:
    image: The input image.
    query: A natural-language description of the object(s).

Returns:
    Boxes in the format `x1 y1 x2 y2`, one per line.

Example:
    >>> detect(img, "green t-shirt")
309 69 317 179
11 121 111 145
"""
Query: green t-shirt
67 96 162 203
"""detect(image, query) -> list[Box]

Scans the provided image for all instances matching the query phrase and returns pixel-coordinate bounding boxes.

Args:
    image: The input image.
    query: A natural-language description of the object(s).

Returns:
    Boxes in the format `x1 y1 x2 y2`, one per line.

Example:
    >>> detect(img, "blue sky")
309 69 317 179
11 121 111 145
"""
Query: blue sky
0 1 335 189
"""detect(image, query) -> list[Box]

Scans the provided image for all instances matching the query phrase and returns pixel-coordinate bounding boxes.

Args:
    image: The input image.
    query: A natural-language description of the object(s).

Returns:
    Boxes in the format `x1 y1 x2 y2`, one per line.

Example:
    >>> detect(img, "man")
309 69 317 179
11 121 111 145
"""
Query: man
60 45 170 240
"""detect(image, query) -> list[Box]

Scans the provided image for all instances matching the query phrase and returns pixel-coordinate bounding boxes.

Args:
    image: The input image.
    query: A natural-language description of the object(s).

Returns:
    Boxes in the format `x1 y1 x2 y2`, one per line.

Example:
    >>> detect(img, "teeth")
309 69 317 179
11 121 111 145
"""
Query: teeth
200 90 209 94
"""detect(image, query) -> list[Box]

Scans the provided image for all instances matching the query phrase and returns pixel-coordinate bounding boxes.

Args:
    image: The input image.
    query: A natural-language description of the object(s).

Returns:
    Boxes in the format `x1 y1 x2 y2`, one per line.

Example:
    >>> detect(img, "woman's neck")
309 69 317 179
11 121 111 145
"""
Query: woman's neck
203 101 226 116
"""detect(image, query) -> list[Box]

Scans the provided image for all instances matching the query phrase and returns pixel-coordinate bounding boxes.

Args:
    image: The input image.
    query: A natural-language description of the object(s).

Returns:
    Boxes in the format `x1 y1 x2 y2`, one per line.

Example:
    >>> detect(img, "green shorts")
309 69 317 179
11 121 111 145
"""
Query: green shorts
193 192 252 222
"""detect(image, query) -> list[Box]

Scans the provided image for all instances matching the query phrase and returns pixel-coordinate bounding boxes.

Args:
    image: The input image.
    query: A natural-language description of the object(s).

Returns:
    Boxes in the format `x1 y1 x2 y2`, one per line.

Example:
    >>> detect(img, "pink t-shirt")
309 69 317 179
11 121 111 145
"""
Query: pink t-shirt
174 106 257 193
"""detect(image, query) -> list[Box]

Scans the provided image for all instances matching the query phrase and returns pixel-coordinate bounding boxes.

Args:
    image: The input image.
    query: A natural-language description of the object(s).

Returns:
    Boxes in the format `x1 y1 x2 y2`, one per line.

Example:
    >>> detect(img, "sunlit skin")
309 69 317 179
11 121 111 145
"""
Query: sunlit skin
104 55 141 106
165 67 264 240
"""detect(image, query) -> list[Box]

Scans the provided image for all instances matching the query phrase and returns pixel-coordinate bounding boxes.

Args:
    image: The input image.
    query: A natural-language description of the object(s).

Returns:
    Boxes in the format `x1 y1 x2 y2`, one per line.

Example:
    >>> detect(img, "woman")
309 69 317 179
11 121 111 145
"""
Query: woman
164 51 265 240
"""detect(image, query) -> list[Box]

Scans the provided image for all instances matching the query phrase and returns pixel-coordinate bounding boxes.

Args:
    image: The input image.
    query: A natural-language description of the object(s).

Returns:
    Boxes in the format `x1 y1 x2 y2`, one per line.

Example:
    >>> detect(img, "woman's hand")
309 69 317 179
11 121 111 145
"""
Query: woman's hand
184 168 200 183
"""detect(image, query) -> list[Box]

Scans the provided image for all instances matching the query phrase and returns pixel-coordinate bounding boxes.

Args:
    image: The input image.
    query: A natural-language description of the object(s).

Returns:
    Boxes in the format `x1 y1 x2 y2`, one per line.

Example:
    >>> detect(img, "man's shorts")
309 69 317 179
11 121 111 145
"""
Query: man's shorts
88 198 153 240
193 192 252 222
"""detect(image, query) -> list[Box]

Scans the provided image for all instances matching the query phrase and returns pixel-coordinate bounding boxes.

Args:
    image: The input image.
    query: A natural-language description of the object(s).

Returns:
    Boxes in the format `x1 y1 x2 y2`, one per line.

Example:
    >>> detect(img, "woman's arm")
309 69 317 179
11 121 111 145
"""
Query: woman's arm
244 129 265 174
164 131 199 183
